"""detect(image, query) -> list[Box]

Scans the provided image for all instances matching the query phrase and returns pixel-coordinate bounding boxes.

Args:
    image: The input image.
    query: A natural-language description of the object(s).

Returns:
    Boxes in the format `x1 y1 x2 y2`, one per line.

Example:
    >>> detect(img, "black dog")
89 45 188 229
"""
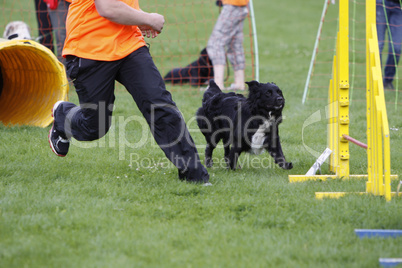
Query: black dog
164 48 214 86
196 80 293 170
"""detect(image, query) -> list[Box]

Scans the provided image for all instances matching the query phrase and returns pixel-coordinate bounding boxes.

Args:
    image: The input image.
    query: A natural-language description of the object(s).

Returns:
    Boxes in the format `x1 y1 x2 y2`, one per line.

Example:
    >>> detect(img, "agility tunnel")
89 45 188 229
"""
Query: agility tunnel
0 39 69 128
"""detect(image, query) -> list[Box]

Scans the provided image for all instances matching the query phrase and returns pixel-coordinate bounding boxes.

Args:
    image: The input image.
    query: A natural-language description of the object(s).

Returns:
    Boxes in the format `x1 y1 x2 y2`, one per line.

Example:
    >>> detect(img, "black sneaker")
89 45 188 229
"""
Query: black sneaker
48 101 70 157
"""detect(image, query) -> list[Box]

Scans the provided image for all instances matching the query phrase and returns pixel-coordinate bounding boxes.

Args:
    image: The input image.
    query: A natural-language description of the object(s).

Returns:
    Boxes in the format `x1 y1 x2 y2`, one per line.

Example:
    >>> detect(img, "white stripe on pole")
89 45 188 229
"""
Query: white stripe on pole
249 0 259 81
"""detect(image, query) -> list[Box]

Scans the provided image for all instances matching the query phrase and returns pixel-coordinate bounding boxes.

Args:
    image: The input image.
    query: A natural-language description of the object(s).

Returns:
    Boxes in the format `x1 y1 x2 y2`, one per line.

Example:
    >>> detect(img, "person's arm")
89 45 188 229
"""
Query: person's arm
94 0 164 37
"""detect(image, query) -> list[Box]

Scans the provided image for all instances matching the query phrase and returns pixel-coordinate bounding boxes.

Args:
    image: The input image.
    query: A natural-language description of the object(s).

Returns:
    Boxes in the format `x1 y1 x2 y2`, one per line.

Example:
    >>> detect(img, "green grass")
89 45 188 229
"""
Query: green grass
1 1 402 267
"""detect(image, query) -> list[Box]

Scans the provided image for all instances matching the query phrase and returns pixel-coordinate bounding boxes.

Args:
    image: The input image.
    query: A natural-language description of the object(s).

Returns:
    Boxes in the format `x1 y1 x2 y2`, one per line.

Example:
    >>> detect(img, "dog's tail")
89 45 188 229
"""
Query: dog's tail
202 79 222 103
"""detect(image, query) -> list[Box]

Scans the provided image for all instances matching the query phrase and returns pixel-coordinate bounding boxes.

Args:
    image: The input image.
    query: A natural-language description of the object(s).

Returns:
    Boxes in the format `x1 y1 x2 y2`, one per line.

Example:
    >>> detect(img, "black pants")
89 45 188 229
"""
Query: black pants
55 46 209 183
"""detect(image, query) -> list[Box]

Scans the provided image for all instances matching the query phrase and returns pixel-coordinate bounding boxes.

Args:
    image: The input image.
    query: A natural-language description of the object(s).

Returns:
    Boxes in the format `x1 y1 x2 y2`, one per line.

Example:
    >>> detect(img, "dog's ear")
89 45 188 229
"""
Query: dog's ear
209 79 219 88
246 80 260 93
246 80 259 87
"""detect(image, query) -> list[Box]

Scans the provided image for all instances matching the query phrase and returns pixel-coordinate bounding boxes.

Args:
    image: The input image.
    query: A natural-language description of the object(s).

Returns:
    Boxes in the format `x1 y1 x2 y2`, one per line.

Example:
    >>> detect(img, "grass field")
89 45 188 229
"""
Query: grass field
1 1 402 267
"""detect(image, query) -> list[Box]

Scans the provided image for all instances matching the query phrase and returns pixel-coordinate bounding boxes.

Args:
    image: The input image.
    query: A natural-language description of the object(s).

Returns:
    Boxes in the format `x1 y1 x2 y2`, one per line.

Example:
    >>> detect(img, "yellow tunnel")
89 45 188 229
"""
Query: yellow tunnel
0 39 69 128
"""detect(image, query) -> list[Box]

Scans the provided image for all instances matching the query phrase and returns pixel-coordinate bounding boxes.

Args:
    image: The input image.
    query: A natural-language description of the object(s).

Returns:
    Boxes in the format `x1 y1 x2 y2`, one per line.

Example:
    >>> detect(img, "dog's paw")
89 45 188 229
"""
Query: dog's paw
226 162 237 170
279 162 293 170
205 158 213 168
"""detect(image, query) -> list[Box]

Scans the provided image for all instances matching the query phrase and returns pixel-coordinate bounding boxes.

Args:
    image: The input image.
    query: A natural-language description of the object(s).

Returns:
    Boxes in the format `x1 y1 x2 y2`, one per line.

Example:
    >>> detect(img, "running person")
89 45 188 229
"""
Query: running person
48 0 210 183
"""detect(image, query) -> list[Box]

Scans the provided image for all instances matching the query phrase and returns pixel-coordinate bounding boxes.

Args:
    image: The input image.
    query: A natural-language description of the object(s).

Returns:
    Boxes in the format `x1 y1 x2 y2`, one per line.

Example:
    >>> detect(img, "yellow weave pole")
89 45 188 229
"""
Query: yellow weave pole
0 39 69 128
366 0 374 194
337 0 350 178
366 0 394 201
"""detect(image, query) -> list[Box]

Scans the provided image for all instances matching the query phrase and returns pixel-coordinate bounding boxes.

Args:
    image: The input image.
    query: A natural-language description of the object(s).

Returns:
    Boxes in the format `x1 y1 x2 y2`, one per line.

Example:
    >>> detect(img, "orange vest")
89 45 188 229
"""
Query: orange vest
222 0 249 6
62 0 146 61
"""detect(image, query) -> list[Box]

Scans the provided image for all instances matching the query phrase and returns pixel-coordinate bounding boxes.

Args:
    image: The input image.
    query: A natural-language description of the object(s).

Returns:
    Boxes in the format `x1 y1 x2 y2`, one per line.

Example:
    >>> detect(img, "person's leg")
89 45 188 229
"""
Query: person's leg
34 0 54 52
48 0 70 64
233 69 245 90
383 1 402 85
226 6 248 90
376 0 387 54
54 56 119 142
207 5 235 89
117 47 209 183
212 64 225 89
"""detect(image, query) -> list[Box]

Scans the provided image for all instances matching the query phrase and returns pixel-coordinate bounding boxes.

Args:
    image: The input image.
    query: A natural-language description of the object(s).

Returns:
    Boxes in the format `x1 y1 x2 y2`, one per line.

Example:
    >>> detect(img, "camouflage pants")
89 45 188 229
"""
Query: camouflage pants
207 4 248 71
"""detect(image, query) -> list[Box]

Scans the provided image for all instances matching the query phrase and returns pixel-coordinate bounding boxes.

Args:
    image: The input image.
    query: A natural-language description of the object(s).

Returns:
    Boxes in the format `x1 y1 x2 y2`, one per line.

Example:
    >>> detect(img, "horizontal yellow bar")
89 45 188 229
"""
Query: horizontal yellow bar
315 192 363 199
315 192 402 200
289 174 398 183
289 175 338 182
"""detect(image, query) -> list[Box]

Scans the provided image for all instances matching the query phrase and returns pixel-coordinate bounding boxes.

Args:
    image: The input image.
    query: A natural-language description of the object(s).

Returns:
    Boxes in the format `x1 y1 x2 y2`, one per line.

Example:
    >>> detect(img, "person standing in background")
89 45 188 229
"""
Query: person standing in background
207 0 249 91
34 0 54 52
47 0 71 64
376 0 402 90
34 0 71 64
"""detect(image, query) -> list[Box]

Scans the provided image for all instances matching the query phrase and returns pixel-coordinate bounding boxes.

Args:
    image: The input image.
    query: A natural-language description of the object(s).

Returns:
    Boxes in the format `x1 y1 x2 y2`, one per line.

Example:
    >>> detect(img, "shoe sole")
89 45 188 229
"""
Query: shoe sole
48 101 66 157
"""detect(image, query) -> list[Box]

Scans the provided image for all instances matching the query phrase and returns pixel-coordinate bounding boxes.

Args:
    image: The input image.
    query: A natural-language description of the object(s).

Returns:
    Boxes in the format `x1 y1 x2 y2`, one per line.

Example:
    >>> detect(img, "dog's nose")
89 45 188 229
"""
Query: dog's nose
276 96 284 104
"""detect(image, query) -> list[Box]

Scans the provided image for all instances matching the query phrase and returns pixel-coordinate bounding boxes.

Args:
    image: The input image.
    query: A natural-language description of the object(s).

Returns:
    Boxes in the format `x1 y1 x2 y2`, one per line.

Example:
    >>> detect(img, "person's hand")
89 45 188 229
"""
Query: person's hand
148 13 165 33
138 25 160 38
139 13 165 38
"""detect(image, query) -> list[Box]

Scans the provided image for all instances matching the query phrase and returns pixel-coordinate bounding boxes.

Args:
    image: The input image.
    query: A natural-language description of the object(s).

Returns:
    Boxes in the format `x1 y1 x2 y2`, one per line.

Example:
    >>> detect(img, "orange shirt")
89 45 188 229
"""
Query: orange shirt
62 0 146 61
222 0 249 6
